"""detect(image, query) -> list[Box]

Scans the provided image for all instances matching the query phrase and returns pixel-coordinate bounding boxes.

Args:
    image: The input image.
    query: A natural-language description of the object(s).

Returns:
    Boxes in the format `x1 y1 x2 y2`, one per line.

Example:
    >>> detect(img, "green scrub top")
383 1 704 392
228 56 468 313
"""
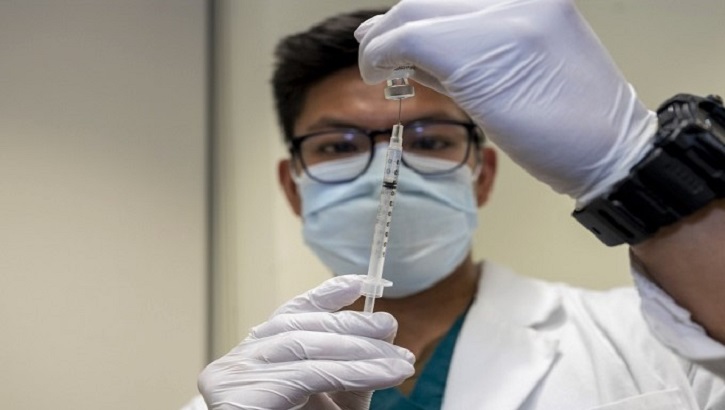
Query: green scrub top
369 310 468 410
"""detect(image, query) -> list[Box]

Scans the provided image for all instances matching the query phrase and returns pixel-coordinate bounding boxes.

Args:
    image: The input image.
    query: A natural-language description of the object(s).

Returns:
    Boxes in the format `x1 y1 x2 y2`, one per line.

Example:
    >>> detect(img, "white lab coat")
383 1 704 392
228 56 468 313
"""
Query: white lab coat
182 262 725 410
441 262 724 409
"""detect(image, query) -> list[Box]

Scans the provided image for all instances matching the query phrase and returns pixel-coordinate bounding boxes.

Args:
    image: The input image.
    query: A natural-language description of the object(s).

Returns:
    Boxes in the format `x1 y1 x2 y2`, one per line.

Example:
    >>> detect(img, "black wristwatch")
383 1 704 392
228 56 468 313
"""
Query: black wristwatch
573 93 725 246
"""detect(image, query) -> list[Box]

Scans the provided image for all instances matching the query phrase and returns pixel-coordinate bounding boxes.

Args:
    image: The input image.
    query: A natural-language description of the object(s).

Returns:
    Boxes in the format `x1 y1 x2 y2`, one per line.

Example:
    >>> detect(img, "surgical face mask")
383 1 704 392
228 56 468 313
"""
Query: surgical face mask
296 145 479 297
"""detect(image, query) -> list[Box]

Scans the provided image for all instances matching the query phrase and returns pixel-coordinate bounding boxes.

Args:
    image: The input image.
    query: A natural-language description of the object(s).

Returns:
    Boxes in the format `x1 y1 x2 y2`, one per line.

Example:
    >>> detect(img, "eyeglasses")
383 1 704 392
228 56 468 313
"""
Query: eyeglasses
288 119 485 184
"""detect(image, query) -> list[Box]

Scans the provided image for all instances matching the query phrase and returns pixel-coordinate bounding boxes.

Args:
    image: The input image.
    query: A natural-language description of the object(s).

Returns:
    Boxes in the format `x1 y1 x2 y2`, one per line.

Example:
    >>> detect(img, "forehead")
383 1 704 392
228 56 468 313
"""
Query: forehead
294 66 469 135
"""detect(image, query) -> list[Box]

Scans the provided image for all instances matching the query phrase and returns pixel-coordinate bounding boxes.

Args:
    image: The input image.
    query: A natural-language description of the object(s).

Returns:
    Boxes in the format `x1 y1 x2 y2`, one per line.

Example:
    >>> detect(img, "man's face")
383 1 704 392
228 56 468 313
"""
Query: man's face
278 66 496 216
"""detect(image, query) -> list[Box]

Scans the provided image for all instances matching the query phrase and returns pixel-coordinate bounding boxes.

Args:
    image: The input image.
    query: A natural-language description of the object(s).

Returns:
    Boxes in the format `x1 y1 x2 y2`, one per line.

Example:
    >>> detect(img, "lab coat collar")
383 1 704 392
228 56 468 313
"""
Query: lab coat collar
442 261 562 410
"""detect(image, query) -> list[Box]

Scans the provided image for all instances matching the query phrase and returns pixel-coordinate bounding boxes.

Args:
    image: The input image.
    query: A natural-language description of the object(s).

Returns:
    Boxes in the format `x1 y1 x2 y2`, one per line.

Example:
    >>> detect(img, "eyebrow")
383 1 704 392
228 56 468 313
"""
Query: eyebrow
303 112 472 133
305 117 360 132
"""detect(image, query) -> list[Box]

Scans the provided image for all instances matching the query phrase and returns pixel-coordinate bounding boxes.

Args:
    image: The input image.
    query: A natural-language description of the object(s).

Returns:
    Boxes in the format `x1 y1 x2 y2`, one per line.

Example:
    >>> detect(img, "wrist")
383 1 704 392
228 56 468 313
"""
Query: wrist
573 93 725 246
575 111 659 207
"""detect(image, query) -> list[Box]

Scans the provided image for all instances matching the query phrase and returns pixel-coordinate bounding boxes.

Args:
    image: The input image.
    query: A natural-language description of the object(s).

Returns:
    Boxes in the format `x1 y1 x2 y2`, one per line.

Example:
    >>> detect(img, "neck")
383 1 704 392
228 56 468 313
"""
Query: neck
348 256 481 354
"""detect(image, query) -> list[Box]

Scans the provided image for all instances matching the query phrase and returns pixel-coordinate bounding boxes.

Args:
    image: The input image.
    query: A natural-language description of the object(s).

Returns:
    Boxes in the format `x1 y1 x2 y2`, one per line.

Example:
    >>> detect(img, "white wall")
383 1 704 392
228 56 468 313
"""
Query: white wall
0 1 207 409
213 0 725 357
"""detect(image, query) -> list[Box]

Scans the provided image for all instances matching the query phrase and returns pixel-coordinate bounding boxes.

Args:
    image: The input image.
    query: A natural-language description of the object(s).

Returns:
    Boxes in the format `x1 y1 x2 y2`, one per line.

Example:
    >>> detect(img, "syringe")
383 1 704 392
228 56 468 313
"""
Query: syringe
360 68 415 313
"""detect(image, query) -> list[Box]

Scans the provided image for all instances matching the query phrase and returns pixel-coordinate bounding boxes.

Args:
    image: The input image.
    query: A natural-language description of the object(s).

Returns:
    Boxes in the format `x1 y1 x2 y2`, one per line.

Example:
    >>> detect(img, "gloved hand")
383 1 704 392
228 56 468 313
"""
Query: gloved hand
355 0 658 204
197 275 416 410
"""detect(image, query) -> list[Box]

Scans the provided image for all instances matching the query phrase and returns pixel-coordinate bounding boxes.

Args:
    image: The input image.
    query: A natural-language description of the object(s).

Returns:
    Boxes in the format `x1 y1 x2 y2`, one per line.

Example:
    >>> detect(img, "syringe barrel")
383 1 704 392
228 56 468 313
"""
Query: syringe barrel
383 124 403 190
361 126 403 299
363 186 396 288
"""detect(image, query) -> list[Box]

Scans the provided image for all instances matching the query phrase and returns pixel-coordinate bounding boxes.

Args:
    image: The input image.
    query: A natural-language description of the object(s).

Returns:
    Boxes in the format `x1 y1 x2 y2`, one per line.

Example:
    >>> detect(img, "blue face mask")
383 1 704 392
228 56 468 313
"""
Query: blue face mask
296 145 480 298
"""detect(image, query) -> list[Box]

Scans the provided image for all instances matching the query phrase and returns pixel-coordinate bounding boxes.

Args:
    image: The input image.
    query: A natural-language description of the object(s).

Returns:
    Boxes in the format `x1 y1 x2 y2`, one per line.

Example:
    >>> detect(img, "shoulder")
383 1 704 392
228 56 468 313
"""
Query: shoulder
543 276 691 375
553 277 654 342
559 282 641 323
478 261 655 344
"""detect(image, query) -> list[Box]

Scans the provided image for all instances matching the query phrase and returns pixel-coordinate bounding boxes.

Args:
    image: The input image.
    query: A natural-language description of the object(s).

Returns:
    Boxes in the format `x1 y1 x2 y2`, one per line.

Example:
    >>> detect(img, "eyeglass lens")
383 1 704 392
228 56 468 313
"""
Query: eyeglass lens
296 122 474 183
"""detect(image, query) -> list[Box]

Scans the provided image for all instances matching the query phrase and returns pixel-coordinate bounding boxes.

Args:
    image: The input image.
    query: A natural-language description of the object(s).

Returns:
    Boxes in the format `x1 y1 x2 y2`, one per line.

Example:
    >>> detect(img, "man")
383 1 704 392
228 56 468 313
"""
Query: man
189 1 725 409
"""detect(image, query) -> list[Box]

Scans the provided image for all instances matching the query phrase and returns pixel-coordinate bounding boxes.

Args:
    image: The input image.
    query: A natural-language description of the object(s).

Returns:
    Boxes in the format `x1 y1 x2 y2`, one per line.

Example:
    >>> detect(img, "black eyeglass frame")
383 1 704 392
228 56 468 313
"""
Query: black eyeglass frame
287 119 486 184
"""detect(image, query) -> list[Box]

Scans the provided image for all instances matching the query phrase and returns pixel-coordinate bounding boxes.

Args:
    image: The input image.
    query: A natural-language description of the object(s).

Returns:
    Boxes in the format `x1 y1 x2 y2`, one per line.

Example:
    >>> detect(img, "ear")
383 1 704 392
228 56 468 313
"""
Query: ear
278 159 302 217
475 147 497 207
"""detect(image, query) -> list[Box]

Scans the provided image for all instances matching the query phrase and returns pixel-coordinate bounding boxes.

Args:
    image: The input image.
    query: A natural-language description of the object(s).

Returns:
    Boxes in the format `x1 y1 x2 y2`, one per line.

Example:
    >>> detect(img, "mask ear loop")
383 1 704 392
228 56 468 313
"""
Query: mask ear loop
472 159 483 180
289 156 304 185
470 124 487 181
470 142 484 181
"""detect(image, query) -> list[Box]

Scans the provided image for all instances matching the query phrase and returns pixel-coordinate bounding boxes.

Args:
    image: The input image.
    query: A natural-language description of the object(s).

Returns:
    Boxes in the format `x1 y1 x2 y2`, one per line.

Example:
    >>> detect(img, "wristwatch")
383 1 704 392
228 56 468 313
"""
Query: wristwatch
573 93 725 246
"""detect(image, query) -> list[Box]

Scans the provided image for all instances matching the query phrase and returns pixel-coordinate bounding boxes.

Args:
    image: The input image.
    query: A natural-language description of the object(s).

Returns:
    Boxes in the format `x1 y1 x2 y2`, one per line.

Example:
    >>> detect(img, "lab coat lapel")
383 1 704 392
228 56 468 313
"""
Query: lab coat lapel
442 262 562 410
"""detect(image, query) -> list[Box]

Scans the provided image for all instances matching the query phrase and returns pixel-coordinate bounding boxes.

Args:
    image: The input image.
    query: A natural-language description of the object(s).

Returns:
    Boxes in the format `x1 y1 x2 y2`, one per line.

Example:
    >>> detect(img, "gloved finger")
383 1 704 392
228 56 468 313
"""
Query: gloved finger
407 69 446 95
251 310 398 342
243 330 416 364
273 357 415 393
353 14 384 41
355 0 486 84
199 358 415 409
354 0 483 44
273 275 366 316
357 16 456 85
306 390 371 410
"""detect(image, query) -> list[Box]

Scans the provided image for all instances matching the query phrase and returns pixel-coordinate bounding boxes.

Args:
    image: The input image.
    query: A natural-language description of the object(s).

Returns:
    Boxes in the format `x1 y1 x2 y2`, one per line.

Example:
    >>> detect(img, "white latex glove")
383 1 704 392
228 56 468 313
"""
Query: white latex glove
197 275 415 410
356 0 658 203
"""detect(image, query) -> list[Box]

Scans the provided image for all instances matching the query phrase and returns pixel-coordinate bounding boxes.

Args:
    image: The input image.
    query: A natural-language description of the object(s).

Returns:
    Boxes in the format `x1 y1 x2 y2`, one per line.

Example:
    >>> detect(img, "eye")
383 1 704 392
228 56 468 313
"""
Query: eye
316 140 360 154
407 135 454 151
301 131 368 159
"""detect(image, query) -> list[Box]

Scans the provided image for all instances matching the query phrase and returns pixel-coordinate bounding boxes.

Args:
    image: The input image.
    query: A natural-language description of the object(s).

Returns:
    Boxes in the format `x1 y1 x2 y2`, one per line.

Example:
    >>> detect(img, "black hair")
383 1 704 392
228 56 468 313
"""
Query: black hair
271 9 388 143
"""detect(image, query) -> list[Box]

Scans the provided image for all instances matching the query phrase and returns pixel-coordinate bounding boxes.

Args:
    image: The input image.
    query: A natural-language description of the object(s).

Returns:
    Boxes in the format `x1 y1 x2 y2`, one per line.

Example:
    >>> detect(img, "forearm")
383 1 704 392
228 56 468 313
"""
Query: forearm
631 199 725 344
